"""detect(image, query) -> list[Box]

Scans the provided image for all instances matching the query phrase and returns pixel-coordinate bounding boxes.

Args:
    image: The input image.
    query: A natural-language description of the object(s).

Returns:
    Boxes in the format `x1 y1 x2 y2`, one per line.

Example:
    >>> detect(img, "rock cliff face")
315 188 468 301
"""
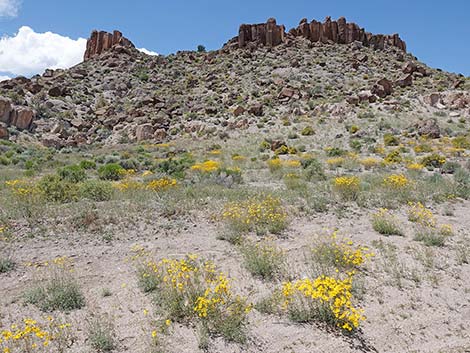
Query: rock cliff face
84 30 135 61
229 16 406 52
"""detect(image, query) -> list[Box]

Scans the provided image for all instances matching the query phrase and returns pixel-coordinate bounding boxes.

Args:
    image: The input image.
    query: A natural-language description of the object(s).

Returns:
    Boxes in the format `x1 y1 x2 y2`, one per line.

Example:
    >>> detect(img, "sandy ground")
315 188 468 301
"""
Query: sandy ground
1 199 470 353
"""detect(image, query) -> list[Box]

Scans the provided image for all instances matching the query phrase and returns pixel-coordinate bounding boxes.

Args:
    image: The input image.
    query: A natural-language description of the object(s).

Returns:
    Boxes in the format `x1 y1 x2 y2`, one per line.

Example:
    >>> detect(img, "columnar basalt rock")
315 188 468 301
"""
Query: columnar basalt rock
84 30 135 61
238 18 285 48
232 16 406 52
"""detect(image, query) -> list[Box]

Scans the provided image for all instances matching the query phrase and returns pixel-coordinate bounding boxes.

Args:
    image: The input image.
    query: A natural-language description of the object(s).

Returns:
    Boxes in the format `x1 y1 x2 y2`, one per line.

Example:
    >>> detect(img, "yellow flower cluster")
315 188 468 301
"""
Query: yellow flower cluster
359 157 380 169
333 176 360 199
4 180 39 197
326 157 345 168
267 158 301 171
407 202 436 228
383 174 410 189
113 177 177 192
0 317 71 353
191 160 220 173
281 273 365 331
222 196 287 234
334 176 360 189
147 178 177 191
24 256 72 269
407 163 424 171
315 233 374 269
138 254 251 334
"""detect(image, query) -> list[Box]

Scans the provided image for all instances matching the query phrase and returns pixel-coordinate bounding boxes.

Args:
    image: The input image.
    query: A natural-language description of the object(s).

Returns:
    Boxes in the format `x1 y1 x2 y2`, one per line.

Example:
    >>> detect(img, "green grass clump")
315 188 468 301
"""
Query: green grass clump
240 239 285 280
25 268 85 312
87 315 116 352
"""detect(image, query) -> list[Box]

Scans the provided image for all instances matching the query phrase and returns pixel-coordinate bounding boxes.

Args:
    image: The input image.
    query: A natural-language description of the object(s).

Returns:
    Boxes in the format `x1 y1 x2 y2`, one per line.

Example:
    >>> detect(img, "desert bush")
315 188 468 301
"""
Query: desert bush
301 126 315 136
371 209 403 236
421 154 446 169
57 165 87 183
24 258 85 312
0 257 14 273
87 315 116 352
79 159 97 170
280 273 365 331
221 195 288 238
240 239 285 280
301 157 326 181
0 316 74 353
79 180 114 201
136 254 251 343
332 176 360 201
98 163 125 180
383 133 399 146
311 233 374 273
283 173 306 191
325 147 346 157
38 174 78 203
408 202 453 246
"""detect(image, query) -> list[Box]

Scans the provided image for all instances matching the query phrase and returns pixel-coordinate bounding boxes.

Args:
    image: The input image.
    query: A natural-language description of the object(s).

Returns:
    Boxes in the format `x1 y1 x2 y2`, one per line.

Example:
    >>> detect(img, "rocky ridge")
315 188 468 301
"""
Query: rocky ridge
0 17 468 148
226 16 406 52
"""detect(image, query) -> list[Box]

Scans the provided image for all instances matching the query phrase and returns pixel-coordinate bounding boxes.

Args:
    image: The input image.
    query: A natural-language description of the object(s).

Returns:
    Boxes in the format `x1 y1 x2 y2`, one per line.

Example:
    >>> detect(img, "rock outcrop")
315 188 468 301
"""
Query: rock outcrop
84 30 135 61
227 16 406 52
238 18 286 48
0 97 36 131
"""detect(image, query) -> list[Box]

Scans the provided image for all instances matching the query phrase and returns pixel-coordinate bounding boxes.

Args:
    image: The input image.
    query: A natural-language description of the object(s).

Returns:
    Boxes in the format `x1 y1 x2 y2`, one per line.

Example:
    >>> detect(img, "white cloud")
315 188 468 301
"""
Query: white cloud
0 74 11 81
138 47 158 56
0 0 21 18
0 26 159 78
0 26 87 77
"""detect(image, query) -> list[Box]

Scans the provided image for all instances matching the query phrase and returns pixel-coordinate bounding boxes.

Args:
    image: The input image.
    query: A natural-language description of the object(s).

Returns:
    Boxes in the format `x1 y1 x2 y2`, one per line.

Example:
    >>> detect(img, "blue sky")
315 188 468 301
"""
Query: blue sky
1 0 469 78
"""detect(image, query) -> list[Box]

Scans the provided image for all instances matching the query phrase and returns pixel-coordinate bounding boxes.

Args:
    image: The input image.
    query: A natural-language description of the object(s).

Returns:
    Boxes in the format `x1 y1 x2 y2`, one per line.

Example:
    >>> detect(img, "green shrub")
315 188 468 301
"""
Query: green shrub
25 269 85 312
155 155 194 179
98 163 125 181
301 126 315 136
79 160 97 170
240 239 285 280
0 257 15 273
301 158 326 181
79 180 114 201
421 154 446 168
58 165 87 183
38 175 78 203
326 147 346 157
87 315 116 352
441 161 461 174
383 134 399 146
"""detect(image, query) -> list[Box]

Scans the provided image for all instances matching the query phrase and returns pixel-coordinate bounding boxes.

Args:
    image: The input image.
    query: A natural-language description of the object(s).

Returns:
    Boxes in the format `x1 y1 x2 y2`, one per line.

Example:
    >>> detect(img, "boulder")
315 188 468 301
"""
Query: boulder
48 86 66 97
41 133 65 148
136 123 154 141
424 93 441 107
415 119 440 138
358 90 377 103
10 107 35 130
154 128 167 141
0 97 12 124
0 122 8 139
372 78 393 98
278 87 301 101
395 74 413 87
233 106 245 116
248 103 263 116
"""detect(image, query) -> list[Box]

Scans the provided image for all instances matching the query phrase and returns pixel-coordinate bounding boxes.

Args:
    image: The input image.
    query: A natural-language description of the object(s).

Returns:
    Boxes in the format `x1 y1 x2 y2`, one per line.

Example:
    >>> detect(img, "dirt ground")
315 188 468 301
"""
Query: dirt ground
2 197 469 353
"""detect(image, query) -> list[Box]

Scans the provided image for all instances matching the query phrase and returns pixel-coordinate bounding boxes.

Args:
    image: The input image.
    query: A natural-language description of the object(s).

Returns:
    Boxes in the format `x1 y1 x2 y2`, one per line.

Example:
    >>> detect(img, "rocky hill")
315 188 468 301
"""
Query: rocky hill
0 16 468 148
